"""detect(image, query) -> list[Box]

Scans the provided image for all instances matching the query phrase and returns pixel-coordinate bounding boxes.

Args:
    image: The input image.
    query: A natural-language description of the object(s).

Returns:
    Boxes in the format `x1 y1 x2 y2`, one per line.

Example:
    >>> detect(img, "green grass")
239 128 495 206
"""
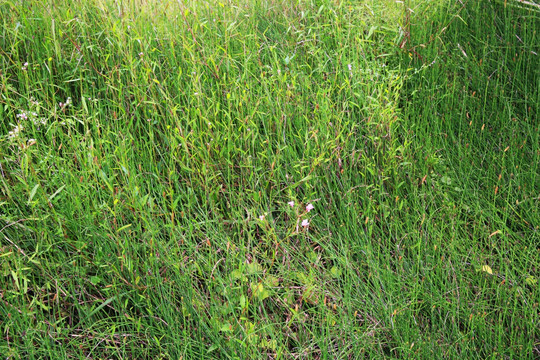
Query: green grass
0 0 538 358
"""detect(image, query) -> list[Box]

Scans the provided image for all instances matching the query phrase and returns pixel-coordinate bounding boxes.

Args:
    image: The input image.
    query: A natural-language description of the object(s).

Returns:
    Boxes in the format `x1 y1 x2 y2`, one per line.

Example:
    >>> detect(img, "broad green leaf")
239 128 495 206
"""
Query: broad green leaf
330 266 342 278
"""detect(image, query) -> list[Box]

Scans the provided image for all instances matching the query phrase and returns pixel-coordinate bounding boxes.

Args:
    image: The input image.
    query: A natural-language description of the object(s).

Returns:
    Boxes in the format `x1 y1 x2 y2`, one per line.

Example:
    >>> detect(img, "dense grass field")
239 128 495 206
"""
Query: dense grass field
1 0 539 358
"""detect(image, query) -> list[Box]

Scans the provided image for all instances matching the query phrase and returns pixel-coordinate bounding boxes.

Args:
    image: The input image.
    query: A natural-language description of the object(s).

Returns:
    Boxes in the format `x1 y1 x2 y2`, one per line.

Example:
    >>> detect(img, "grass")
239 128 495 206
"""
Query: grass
0 0 538 358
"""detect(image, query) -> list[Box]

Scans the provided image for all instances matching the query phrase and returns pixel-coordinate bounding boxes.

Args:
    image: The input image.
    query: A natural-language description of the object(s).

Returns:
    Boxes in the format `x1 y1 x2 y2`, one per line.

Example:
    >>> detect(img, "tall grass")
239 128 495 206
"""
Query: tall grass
0 0 538 358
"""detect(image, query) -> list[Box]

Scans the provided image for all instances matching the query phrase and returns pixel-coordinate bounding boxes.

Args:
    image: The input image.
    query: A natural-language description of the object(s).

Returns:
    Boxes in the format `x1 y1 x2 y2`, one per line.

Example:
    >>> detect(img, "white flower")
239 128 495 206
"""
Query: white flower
288 201 295 207
306 203 314 212
8 125 23 139
259 215 265 221
301 219 309 227
348 64 352 72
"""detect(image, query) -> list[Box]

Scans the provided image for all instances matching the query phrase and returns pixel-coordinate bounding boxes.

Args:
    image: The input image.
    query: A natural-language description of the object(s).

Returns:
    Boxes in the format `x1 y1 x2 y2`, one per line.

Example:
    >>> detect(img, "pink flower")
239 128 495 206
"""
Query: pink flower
288 201 295 207
301 219 309 227
306 203 314 212
259 215 265 221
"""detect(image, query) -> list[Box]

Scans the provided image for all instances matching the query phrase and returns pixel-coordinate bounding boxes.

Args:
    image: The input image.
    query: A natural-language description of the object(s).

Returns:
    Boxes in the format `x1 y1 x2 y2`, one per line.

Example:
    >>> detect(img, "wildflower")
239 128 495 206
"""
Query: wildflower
301 219 309 227
259 215 265 221
8 125 23 139
60 97 71 109
306 203 314 212
22 62 29 71
288 201 295 207
139 52 144 57
348 63 352 72
27 139 36 146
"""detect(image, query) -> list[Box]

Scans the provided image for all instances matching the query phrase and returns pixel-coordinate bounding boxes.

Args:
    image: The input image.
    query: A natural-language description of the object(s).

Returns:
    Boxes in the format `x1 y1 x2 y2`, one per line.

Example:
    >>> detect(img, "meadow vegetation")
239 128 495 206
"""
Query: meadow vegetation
0 0 539 358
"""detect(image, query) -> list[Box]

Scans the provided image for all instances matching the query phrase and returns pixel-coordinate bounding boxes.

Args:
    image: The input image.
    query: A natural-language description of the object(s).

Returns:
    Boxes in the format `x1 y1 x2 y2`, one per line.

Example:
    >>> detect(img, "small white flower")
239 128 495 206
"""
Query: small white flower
288 201 295 207
306 203 314 212
8 125 23 139
301 219 309 227
259 215 265 221
27 138 36 146
348 64 352 72
139 52 144 57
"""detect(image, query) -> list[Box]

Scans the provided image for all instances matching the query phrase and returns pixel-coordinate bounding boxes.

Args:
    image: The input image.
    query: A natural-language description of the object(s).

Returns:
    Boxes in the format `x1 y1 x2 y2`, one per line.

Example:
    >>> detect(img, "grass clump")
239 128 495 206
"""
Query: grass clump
1 0 538 358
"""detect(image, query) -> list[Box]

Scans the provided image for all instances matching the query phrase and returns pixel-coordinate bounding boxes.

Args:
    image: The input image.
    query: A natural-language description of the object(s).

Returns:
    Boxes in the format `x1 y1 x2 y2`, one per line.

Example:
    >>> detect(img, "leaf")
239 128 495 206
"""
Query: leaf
230 269 246 281
239 295 247 309
116 224 132 233
246 262 262 275
284 53 295 65
302 285 319 305
440 176 452 185
330 266 342 278
481 265 493 275
295 271 311 285
525 276 537 286
48 185 66 202
90 276 101 285
264 275 279 287
27 184 40 205
366 26 377 40
251 282 271 301
219 323 233 333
